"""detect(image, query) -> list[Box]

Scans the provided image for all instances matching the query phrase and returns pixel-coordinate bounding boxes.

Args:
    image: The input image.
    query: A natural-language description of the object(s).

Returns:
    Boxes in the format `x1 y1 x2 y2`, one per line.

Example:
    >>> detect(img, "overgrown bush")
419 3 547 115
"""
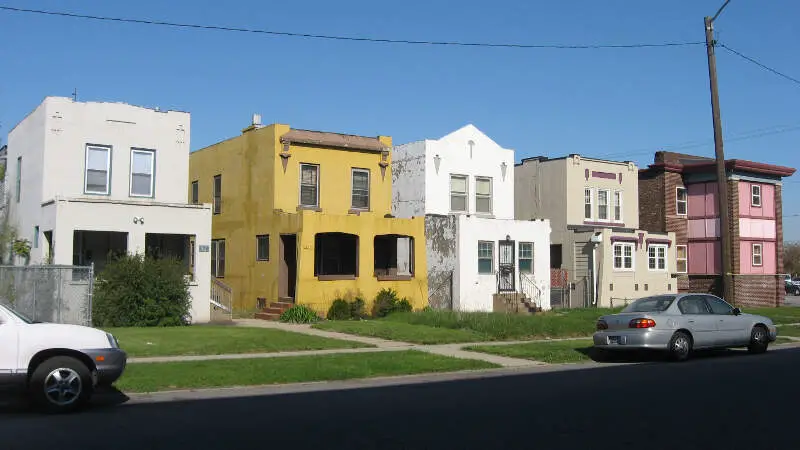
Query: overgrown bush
372 288 413 318
280 305 320 323
350 297 367 320
92 254 191 327
326 299 351 321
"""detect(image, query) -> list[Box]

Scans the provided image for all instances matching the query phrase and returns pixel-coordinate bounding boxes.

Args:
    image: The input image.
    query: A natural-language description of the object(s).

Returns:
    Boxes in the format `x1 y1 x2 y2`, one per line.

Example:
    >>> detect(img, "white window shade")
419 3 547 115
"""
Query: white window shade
131 150 154 197
86 147 110 194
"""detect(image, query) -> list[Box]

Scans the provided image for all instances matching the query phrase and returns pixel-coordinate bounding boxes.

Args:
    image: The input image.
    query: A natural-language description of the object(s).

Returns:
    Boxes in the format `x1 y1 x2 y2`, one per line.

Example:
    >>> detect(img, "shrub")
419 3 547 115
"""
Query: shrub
395 298 413 313
280 305 320 323
350 297 367 320
327 299 351 321
372 288 413 318
92 254 191 327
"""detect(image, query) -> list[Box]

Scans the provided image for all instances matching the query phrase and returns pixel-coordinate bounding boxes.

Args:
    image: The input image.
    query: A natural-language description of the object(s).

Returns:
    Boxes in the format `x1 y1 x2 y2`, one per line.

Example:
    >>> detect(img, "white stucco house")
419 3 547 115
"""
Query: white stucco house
5 96 212 323
392 125 551 312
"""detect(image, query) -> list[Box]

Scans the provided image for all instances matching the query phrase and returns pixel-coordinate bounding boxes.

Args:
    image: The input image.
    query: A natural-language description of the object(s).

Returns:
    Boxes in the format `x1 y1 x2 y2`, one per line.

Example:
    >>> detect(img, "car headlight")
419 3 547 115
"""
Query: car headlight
106 332 119 349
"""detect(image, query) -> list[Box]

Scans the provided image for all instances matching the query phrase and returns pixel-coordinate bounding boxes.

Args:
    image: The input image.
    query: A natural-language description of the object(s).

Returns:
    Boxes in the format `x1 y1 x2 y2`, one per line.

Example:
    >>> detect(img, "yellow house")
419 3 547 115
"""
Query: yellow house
189 119 428 317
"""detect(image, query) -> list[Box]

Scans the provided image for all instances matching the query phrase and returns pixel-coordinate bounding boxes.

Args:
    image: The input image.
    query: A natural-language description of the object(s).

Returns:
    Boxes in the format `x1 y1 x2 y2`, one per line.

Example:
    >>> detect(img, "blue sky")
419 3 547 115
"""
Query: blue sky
1 0 798 238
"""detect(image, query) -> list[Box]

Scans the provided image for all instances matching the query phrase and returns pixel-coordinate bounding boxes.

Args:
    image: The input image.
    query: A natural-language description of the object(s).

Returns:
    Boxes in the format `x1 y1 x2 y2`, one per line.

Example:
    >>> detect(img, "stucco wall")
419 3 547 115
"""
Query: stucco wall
391 141 427 218
565 156 640 229
424 215 457 309
43 198 212 323
455 216 551 312
514 158 567 230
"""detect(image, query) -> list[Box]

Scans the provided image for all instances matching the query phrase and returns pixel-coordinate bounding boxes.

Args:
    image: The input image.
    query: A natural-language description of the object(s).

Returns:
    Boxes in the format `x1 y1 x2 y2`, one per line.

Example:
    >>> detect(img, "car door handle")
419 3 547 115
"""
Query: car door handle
688 320 695 323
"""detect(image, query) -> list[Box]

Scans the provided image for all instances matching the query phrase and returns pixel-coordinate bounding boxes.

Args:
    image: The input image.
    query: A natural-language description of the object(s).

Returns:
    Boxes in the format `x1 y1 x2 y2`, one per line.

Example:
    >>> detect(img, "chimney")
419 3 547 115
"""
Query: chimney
242 113 264 134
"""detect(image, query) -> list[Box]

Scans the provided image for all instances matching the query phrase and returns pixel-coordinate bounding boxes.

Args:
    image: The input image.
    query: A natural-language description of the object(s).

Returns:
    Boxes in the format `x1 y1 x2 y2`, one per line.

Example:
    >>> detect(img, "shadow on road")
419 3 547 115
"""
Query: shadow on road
574 345 756 363
0 386 130 416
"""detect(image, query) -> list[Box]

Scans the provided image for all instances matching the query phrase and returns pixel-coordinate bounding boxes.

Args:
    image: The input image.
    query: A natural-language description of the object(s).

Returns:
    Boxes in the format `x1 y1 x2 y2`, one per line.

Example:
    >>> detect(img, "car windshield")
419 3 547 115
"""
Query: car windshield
621 295 676 313
0 304 34 324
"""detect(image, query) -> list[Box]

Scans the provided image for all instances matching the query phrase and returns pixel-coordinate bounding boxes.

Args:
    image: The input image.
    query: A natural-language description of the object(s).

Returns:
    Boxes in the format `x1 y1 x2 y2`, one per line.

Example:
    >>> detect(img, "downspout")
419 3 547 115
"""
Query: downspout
592 244 598 306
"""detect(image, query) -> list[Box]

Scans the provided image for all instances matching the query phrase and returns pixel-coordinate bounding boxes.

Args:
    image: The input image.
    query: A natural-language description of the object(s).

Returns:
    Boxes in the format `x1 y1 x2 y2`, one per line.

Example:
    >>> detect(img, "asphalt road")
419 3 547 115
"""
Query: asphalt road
2 346 799 450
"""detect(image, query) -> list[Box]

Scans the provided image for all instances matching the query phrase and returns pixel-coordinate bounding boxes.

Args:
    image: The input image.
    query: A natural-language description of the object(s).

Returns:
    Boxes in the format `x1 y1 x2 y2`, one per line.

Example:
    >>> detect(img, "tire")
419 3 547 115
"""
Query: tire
793 287 800 296
668 331 692 362
28 356 93 414
747 325 769 354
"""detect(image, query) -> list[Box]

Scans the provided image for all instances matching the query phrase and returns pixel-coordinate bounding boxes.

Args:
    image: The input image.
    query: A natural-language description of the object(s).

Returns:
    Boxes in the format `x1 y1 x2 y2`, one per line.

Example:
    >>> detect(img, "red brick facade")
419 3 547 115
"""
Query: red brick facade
639 152 795 307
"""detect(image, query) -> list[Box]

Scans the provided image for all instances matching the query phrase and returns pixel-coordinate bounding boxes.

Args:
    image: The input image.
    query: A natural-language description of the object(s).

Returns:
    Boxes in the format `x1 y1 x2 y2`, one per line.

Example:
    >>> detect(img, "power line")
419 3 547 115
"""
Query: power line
0 5 706 50
720 44 800 87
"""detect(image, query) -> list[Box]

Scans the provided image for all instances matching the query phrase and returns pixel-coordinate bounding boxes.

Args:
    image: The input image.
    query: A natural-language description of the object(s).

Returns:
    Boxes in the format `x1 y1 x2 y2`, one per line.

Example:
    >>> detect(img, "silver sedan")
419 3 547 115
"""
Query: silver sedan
593 293 778 361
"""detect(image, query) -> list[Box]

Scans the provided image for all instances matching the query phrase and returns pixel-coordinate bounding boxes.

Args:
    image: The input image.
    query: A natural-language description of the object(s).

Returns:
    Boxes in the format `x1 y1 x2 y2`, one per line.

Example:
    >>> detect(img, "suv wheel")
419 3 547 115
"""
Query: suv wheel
28 356 93 414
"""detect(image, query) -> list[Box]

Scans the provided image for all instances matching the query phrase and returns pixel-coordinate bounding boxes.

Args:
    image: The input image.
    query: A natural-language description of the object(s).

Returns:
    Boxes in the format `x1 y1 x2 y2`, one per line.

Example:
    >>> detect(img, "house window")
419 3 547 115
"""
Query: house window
212 175 221 214
475 177 492 214
597 189 610 221
584 188 593 220
450 175 468 212
300 164 319 207
676 245 688 273
191 180 199 204
478 241 494 274
33 226 39 249
315 233 358 278
211 239 225 277
130 149 155 197
351 168 370 210
519 242 534 273
613 243 634 270
374 235 414 278
676 187 688 215
85 145 111 195
752 243 763 266
613 191 622 222
751 184 762 207
15 156 21 203
648 244 667 271
256 235 269 261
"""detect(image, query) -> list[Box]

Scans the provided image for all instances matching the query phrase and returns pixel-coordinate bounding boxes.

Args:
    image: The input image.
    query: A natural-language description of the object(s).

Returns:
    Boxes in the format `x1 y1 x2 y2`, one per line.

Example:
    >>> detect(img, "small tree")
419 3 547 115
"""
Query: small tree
92 253 191 327
786 242 800 276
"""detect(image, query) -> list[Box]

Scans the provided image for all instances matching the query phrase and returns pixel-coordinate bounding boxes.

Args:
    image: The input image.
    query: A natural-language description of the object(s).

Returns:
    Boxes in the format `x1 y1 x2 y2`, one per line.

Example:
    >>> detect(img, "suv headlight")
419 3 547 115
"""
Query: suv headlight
106 332 119 349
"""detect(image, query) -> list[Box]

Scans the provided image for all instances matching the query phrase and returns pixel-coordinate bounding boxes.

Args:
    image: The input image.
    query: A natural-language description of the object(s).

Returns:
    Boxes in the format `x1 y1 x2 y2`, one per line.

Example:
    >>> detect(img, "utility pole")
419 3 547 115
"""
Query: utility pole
704 0 734 303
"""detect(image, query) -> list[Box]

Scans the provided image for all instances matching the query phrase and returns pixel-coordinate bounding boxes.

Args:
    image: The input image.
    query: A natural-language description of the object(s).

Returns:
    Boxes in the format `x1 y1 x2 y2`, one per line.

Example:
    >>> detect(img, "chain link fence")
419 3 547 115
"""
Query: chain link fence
0 265 94 326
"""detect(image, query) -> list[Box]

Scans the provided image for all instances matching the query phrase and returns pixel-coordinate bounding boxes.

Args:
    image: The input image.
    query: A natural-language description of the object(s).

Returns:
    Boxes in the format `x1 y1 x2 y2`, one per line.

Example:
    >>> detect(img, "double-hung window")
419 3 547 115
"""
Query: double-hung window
751 184 762 207
613 191 622 222
752 243 763 266
676 245 688 273
300 164 319 208
648 244 667 271
475 177 492 214
478 241 494 274
613 243 634 270
130 149 155 197
584 188 593 220
676 187 688 215
519 242 534 273
85 145 111 195
450 175 468 212
597 189 610 221
351 168 370 210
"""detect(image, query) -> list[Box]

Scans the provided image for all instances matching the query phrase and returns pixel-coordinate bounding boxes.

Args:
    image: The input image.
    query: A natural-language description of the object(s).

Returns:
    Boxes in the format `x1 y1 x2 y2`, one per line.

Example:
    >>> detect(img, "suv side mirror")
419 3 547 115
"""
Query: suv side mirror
732 307 742 316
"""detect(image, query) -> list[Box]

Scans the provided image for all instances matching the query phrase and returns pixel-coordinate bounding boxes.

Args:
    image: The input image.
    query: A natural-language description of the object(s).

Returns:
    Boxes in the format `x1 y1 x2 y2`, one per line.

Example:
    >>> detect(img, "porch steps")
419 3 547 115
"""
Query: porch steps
255 299 296 321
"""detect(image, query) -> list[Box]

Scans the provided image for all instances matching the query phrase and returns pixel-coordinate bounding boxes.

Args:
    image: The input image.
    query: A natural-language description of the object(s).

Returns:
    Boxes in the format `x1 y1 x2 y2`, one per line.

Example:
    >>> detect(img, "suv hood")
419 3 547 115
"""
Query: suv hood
23 322 111 349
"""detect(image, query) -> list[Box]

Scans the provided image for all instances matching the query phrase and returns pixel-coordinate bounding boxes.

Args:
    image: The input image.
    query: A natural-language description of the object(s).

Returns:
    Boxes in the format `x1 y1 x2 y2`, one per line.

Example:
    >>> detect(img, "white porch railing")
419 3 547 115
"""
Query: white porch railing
210 278 233 320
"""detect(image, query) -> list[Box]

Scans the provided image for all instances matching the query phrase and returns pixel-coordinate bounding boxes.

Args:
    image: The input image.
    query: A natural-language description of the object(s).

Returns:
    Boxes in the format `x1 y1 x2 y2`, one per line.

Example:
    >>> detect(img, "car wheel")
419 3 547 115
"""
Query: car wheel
28 356 93 414
747 325 769 354
668 331 692 362
794 287 800 296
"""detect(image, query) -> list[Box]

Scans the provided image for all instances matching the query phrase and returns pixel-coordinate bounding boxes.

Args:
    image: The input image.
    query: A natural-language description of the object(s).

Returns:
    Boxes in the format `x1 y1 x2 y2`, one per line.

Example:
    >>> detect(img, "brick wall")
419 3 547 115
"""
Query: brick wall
776 183 785 305
638 172 665 232
733 275 781 307
688 275 722 296
728 179 741 278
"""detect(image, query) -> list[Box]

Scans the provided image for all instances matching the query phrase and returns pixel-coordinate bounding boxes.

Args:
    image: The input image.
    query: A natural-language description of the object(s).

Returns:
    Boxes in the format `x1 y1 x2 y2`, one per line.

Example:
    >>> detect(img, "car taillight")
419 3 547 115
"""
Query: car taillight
596 320 608 331
629 318 656 329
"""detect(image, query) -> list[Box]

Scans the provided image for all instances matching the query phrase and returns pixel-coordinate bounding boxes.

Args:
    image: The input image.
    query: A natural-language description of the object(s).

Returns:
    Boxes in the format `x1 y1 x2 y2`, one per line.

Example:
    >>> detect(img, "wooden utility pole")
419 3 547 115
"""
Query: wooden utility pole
704 0 734 303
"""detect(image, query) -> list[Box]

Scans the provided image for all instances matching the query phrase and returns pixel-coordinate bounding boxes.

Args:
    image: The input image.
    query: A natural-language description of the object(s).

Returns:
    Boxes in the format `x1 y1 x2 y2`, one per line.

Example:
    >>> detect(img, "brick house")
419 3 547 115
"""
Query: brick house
638 151 796 307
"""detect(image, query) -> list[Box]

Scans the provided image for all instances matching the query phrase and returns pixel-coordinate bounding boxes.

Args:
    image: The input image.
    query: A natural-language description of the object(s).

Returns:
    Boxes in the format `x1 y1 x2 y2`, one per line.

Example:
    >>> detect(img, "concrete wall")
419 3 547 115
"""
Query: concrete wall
391 141 427 218
454 216 551 311
424 215 457 309
514 158 567 230
42 198 212 323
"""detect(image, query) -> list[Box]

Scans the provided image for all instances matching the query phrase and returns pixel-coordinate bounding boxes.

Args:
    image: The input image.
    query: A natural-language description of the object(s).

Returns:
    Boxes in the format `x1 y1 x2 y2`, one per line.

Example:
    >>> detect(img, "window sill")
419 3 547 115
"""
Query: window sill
297 205 322 212
317 275 356 281
474 213 495 219
256 259 269 262
376 275 413 281
348 208 370 215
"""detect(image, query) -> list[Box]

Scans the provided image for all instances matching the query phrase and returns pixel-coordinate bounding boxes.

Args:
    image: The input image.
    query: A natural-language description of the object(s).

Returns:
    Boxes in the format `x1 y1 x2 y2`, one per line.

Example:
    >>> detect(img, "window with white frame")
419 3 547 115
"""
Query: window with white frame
130 149 155 197
613 191 623 222
450 175 468 212
351 168 370 210
300 163 319 207
648 244 667 271
613 243 634 270
584 188 593 220
85 145 111 194
676 245 688 273
597 189 610 221
676 187 688 215
751 184 762 207
752 243 763 266
478 241 494 274
519 242 533 273
475 177 492 214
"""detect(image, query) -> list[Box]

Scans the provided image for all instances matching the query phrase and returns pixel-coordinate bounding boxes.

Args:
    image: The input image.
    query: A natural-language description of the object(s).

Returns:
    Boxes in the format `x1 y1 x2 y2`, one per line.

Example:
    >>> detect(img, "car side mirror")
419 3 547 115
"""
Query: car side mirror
732 307 741 316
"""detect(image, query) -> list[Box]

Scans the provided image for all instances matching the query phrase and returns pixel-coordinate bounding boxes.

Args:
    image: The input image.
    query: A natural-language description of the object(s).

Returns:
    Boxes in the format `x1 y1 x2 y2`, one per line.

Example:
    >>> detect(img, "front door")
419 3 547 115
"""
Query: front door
498 239 515 292
279 235 297 300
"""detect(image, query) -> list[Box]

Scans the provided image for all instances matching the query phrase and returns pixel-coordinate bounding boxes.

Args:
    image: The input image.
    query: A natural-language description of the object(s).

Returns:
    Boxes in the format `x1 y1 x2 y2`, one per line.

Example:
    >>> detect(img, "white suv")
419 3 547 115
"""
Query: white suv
0 303 127 413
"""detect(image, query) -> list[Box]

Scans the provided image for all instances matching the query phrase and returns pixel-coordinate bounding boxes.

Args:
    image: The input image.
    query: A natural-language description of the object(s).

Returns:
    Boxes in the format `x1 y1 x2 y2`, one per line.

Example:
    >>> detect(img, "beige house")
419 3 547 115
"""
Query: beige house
515 155 677 308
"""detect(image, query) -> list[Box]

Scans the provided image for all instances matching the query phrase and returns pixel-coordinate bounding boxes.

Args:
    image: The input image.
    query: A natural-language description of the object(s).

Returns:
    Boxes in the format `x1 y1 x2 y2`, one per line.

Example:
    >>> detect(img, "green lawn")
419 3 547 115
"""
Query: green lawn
116 350 499 393
777 325 800 337
105 326 371 357
466 340 595 364
313 321 484 344
747 307 800 325
314 308 621 344
774 336 797 344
